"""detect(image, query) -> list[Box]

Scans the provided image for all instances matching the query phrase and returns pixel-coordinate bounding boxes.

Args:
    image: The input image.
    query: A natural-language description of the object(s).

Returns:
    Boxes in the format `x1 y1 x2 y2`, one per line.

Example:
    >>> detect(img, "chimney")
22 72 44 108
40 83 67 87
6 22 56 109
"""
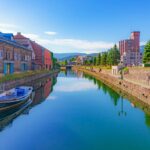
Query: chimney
17 32 21 35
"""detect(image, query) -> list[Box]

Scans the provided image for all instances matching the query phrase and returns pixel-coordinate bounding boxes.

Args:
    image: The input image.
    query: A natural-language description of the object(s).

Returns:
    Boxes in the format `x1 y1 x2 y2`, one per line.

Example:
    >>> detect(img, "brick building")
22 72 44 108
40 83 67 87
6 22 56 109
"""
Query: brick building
30 41 43 70
44 49 53 70
14 32 53 70
119 31 142 66
0 33 32 75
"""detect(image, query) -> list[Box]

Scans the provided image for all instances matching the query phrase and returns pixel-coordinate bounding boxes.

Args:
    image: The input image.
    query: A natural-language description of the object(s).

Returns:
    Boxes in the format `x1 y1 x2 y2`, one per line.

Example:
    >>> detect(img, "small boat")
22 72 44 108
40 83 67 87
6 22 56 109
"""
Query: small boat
0 86 33 112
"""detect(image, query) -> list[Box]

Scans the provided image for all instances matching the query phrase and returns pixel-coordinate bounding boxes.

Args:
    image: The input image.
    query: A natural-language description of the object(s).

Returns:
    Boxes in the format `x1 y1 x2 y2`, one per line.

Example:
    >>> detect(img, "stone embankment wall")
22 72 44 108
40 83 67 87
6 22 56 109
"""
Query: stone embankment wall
124 68 150 86
73 67 150 105
84 66 150 87
0 70 59 91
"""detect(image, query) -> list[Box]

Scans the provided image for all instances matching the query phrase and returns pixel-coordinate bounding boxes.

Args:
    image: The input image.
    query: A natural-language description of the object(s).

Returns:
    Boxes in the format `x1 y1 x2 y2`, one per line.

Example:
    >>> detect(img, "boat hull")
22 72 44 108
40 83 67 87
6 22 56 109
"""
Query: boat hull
0 86 33 112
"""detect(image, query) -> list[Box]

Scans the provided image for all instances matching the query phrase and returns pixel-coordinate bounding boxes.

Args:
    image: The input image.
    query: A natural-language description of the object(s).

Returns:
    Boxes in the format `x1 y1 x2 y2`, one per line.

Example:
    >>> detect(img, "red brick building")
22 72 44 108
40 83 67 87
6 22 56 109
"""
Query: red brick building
30 41 43 70
119 31 142 66
14 32 35 60
14 32 53 70
44 49 53 70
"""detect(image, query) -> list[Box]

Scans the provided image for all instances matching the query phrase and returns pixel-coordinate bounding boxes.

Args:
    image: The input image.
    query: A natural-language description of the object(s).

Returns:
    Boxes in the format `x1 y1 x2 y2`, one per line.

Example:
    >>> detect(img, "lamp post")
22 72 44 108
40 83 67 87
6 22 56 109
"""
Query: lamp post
120 61 124 80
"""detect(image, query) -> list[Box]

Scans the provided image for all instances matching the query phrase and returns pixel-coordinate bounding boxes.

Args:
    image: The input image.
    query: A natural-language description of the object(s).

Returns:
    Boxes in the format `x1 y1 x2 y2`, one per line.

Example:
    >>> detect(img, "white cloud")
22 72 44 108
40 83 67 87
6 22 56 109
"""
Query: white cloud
0 23 114 53
0 23 19 33
18 33 114 53
140 41 146 46
47 95 57 100
36 38 114 52
55 78 97 92
0 23 18 29
23 33 39 40
45 31 57 36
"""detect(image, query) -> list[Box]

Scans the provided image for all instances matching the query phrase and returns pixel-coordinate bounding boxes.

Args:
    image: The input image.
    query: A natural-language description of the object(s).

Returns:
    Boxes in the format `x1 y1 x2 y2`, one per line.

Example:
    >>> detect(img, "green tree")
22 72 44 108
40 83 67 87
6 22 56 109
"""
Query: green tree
107 50 112 66
65 60 68 66
93 57 97 65
143 41 150 64
113 44 120 65
101 52 108 66
97 53 101 65
107 44 120 66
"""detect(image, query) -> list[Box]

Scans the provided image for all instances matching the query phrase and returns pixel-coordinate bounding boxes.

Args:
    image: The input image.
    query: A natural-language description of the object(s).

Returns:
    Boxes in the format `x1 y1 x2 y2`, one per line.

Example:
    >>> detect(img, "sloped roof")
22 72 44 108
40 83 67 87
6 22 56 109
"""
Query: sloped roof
30 41 42 53
0 37 31 51
14 33 28 39
0 32 14 40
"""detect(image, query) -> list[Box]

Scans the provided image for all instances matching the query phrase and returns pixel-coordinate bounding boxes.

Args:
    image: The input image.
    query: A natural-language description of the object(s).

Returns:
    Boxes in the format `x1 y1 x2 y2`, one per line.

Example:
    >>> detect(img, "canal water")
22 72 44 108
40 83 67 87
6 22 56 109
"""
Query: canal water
0 70 150 150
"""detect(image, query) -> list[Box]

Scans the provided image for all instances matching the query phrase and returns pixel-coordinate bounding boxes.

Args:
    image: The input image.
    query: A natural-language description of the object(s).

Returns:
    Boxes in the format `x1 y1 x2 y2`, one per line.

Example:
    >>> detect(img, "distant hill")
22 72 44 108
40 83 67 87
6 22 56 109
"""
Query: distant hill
54 53 98 61
54 47 145 61
54 53 85 60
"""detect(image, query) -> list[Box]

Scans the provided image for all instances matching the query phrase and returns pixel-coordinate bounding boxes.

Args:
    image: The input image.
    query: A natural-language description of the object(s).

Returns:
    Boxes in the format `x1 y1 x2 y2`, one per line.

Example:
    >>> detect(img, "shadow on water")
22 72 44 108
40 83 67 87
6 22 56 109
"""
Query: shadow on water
0 73 58 131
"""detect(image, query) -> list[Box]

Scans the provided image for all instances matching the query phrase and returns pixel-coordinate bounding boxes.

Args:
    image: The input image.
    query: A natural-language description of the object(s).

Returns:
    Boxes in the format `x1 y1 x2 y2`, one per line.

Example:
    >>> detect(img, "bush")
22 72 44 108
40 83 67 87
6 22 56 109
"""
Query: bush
123 67 129 74
0 70 54 83
144 63 150 67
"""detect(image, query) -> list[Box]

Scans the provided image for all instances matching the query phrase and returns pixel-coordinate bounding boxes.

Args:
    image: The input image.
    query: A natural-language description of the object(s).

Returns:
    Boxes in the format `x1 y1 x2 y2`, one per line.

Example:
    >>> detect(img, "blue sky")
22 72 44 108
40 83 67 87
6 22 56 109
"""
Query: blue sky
0 0 150 53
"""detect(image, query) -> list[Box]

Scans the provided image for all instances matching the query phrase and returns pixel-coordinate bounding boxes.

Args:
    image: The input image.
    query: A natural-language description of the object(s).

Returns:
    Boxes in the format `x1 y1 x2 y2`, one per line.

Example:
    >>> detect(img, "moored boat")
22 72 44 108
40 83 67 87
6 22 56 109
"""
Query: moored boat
0 86 33 112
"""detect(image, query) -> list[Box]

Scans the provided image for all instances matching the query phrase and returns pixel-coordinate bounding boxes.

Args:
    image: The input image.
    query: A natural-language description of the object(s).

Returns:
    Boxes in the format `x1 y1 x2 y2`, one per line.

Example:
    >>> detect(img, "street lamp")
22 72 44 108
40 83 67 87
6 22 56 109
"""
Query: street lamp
120 61 124 80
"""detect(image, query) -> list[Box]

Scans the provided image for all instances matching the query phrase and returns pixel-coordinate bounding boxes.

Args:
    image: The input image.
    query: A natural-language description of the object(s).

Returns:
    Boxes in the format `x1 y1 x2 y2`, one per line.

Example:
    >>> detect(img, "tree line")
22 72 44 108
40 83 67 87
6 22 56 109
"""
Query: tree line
59 41 150 67
143 41 150 64
84 44 120 66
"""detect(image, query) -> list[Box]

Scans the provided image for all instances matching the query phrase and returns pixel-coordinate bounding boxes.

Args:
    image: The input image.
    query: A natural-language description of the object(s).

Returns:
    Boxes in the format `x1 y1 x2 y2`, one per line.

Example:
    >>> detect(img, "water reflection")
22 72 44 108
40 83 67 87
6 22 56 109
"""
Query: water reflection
0 73 58 131
79 71 150 127
118 98 127 116
83 73 121 106
55 78 97 92
0 99 32 131
1 70 150 150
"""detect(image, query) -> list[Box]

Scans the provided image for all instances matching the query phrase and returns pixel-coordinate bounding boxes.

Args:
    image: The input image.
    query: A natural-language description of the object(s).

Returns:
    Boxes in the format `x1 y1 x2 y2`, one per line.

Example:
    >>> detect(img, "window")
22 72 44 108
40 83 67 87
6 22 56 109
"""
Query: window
14 53 17 60
0 50 3 59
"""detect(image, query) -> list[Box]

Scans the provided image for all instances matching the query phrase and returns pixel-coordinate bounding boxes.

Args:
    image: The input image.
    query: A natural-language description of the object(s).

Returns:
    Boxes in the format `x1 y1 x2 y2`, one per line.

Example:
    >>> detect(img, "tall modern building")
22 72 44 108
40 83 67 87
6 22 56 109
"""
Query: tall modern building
119 31 142 66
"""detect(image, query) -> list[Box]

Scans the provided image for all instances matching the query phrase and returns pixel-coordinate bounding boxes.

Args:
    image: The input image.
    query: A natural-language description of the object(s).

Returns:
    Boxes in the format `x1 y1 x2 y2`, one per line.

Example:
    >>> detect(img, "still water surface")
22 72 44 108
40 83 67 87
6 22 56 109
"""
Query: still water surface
0 70 150 150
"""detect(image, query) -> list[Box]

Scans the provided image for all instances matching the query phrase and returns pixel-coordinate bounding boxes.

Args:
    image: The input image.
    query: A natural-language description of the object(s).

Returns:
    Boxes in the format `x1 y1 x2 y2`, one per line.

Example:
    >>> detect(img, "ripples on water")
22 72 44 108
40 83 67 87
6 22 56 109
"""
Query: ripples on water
0 70 150 150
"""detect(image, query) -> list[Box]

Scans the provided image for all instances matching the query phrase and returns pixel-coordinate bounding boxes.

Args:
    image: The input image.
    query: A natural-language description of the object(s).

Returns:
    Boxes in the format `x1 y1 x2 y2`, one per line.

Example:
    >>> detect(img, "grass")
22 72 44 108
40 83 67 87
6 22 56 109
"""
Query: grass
0 70 55 83
81 65 112 70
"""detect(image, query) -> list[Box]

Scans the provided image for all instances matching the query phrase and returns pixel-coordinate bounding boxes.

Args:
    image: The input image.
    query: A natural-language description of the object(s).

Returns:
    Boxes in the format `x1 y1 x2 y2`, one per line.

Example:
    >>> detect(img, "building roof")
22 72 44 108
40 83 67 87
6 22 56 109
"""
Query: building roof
14 32 52 53
30 41 43 54
0 32 14 40
0 37 32 52
14 32 28 39
30 41 43 64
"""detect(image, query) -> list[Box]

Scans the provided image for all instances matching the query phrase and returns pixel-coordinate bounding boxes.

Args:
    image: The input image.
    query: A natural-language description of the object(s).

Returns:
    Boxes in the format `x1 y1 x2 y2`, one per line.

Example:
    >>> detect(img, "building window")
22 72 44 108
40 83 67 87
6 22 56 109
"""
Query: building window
0 50 3 59
14 53 17 60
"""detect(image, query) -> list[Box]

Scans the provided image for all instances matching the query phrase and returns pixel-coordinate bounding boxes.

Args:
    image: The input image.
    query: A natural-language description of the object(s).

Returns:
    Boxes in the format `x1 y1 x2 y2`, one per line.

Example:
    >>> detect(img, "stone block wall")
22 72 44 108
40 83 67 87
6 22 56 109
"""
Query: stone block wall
124 68 150 86
74 67 150 105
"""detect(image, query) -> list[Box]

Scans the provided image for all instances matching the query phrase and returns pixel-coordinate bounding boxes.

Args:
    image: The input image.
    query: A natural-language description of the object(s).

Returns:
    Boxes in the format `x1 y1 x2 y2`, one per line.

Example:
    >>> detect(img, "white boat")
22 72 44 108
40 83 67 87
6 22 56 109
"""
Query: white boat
0 86 33 112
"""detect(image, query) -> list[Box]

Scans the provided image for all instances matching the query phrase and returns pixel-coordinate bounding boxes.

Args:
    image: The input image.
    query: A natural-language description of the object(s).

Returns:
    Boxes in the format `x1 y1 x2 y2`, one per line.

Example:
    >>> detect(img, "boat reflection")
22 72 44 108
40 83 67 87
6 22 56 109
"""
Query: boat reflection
0 74 58 131
0 98 32 131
